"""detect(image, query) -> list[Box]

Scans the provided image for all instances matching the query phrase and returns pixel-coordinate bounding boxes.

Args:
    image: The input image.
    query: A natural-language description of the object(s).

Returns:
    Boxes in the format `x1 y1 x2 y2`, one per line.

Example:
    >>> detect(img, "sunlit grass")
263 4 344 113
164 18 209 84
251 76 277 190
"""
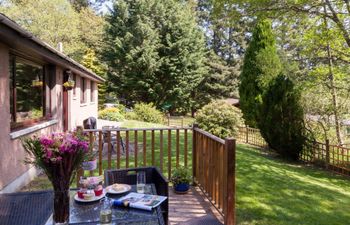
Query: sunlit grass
236 144 350 225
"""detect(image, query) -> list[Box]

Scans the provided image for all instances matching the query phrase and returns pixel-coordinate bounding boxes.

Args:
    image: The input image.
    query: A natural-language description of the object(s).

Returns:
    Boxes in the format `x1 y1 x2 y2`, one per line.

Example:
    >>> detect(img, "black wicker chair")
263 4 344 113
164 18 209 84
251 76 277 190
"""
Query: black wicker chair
0 191 53 225
104 167 169 224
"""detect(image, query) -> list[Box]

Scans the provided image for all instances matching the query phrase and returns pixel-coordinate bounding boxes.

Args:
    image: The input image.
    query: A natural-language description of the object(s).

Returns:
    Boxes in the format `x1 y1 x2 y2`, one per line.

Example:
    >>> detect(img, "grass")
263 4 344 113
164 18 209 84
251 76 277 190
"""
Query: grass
20 123 350 225
236 144 350 225
164 116 195 127
120 120 168 128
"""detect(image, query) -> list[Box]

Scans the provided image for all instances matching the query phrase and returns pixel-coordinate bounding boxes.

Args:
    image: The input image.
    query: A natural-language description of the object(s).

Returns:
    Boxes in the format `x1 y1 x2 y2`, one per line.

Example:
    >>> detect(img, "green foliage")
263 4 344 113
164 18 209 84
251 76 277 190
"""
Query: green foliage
81 49 108 106
103 0 207 113
170 166 192 185
258 74 305 160
1 0 105 61
239 18 282 127
132 103 164 124
194 51 239 110
195 100 242 139
98 107 125 121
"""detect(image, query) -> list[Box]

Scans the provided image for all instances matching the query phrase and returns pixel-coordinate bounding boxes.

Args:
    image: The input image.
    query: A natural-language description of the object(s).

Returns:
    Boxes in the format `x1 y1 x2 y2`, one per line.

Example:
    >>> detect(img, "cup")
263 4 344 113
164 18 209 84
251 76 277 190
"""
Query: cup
136 171 146 193
100 198 112 224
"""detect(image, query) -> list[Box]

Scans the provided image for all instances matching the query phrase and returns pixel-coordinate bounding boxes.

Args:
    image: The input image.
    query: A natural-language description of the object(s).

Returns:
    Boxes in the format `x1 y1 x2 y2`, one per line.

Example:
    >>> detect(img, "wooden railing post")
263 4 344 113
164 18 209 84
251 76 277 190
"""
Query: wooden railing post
325 139 330 169
245 125 248 143
223 138 236 225
192 124 198 184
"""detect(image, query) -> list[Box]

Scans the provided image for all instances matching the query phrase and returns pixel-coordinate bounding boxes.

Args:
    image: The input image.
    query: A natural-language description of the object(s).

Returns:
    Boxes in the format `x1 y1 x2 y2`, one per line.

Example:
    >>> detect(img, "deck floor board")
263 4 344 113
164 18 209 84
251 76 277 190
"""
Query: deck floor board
168 186 223 225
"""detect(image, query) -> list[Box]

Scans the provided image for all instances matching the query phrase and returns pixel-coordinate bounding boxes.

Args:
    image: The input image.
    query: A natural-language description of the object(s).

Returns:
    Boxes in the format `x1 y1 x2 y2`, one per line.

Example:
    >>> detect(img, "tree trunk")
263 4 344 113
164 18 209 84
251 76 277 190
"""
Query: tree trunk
323 3 343 146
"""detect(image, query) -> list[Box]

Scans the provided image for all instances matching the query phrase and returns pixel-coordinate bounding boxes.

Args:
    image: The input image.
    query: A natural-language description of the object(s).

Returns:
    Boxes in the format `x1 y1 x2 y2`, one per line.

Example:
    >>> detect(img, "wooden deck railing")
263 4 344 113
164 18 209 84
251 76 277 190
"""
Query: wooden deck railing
80 125 236 225
79 127 192 183
192 125 236 225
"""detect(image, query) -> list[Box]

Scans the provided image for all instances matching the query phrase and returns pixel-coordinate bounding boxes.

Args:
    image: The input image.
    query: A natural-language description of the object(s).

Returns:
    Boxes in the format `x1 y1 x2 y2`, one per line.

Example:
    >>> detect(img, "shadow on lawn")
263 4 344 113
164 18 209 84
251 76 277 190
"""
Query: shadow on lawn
236 144 350 225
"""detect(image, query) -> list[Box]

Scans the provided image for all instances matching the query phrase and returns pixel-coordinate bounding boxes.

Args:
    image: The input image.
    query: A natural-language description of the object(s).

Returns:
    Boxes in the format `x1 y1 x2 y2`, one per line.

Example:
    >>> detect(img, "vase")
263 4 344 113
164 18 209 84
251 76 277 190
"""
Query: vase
82 159 97 170
53 189 70 225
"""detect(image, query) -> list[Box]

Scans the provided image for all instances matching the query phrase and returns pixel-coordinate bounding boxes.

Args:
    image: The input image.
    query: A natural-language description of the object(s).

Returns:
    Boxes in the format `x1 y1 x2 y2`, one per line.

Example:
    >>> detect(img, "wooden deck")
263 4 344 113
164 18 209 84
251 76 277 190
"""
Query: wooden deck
169 186 224 225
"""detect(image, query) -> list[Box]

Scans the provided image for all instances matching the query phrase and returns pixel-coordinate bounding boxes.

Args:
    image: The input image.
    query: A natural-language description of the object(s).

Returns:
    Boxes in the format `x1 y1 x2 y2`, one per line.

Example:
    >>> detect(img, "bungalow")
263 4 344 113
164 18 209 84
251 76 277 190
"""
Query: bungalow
0 14 104 192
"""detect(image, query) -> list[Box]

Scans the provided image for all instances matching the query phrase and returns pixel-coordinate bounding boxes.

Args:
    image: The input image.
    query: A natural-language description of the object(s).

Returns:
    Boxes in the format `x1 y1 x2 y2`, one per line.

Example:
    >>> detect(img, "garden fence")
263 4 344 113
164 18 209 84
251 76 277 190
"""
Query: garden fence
238 126 350 176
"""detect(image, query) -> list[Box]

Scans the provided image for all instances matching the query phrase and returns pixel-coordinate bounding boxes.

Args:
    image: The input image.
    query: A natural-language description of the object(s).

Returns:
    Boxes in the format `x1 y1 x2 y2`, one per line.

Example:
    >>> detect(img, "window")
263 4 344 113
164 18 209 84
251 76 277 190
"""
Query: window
9 56 46 129
80 77 86 103
90 80 94 102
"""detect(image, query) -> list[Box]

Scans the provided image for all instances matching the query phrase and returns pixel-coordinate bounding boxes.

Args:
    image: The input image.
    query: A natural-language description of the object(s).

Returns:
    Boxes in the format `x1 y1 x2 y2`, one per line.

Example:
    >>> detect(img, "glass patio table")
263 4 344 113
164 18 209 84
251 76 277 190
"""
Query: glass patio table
46 184 165 225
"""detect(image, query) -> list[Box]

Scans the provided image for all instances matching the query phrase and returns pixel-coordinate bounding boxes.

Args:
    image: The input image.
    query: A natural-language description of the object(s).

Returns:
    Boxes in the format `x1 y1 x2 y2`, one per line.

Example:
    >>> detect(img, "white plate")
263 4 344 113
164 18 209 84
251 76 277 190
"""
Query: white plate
74 189 106 203
106 184 132 194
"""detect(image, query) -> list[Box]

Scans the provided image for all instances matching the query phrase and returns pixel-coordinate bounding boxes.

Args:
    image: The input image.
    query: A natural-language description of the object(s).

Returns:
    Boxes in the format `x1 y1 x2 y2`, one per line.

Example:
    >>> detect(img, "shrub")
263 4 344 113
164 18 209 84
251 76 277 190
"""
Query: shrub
258 74 305 160
195 100 243 139
170 167 192 185
98 107 125 121
124 111 137 120
133 103 164 124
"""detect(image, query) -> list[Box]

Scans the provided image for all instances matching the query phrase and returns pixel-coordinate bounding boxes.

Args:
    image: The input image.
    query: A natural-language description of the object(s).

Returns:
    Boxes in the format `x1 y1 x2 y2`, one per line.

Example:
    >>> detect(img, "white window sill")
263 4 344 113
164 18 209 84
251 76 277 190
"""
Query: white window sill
90 102 95 105
9 119 58 140
80 103 88 107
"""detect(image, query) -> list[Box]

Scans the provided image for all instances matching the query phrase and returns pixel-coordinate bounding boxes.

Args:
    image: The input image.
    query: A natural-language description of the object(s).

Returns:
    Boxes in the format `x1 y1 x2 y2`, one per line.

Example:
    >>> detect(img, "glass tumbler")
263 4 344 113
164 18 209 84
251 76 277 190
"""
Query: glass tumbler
136 171 146 193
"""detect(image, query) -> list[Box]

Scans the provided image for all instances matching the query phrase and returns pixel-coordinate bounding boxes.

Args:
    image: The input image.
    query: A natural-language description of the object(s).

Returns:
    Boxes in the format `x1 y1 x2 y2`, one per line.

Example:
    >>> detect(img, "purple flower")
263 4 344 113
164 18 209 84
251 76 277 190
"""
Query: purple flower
39 137 54 147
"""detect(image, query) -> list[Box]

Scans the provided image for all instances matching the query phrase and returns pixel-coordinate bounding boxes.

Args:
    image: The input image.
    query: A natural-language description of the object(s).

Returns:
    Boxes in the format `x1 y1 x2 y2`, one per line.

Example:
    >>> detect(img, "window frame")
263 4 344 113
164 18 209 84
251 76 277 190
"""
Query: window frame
9 55 50 131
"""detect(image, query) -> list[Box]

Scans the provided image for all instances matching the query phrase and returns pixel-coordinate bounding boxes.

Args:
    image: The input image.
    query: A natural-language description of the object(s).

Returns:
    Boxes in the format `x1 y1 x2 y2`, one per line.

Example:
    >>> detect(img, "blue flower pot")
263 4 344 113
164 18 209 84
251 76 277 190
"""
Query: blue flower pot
174 183 190 194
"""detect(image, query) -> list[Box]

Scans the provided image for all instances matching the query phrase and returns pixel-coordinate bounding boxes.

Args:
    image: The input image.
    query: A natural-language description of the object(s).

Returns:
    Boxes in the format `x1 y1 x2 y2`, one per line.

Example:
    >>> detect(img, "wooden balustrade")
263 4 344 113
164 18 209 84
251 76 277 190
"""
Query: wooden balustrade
192 125 236 225
78 127 192 185
78 125 237 224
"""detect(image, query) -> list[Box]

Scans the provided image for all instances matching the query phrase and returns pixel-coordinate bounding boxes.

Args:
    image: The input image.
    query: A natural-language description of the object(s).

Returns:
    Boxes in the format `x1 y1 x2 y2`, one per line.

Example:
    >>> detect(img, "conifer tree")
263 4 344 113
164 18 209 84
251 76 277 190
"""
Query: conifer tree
259 74 305 160
103 0 207 113
239 19 281 127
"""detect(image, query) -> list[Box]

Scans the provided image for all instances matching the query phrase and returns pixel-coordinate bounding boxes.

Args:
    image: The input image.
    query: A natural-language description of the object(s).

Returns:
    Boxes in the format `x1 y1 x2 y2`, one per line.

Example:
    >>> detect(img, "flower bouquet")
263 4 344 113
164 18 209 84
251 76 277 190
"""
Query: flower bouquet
22 130 89 224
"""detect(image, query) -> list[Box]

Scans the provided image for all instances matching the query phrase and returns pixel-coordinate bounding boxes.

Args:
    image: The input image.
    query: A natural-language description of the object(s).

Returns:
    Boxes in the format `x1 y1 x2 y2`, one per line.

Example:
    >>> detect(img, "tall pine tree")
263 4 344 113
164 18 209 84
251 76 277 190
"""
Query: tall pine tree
239 18 281 127
103 0 207 113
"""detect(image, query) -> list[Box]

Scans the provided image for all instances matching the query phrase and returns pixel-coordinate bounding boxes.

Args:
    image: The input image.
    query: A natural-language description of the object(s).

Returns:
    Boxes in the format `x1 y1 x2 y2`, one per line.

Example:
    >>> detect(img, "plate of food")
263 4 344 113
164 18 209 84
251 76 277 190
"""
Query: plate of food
75 185 106 202
106 183 132 194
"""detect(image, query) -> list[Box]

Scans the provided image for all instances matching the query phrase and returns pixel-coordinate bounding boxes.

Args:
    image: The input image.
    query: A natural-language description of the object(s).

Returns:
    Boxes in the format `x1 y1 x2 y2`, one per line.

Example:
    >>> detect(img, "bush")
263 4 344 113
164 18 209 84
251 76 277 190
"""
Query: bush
195 101 243 139
258 74 305 160
133 103 164 124
170 166 192 185
98 107 125 121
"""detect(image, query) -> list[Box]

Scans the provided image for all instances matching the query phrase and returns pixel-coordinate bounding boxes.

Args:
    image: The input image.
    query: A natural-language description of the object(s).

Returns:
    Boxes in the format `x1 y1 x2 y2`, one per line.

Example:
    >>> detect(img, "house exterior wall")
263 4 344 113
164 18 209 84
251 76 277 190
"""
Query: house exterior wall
0 46 99 191
0 44 65 191
68 74 98 130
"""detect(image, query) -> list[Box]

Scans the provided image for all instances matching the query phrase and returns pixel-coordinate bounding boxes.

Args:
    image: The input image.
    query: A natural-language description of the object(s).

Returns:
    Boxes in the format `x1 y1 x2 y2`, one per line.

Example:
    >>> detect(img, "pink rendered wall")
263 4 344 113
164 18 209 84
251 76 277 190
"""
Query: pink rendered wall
68 75 98 130
0 45 64 190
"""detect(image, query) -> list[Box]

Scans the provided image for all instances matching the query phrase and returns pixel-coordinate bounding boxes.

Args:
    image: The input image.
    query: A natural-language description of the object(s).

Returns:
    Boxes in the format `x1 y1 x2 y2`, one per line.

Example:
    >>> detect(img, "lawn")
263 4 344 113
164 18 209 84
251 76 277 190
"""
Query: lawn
120 120 169 128
20 132 350 225
236 144 350 225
